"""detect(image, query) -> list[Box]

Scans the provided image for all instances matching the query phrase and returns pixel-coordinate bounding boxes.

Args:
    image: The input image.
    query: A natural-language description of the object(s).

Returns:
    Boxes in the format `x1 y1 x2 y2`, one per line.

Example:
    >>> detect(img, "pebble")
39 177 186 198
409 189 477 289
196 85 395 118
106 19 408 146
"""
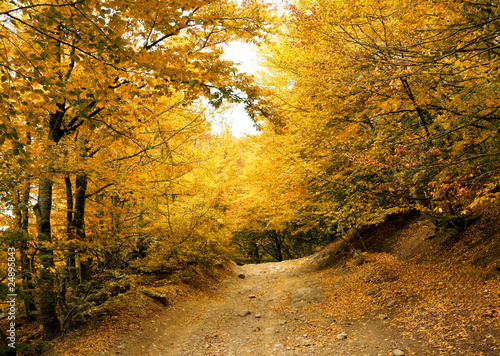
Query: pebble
296 337 312 346
263 327 277 335
238 309 251 317
336 332 348 340
290 286 327 305
386 300 397 307
393 350 405 356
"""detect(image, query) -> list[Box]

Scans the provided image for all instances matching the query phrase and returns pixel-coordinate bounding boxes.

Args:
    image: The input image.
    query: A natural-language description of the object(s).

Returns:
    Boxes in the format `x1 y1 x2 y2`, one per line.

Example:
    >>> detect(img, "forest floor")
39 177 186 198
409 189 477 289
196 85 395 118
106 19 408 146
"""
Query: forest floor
46 203 500 356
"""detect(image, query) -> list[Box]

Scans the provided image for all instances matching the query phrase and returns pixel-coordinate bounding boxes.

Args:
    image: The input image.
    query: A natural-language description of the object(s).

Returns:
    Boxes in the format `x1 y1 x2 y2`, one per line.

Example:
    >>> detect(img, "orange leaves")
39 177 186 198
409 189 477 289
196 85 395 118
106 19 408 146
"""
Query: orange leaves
254 0 500 233
0 0 275 266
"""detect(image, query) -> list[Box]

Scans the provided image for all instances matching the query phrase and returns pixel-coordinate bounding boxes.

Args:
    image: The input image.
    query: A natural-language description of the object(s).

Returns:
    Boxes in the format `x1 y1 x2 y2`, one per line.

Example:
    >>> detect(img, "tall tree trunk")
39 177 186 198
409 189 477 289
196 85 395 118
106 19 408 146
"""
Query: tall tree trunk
75 138 91 283
75 172 91 283
34 175 61 340
33 107 66 339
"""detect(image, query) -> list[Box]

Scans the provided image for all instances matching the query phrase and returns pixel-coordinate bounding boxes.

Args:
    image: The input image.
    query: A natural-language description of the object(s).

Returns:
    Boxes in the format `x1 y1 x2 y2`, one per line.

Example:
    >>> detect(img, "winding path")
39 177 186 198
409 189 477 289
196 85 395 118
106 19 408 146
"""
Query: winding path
109 258 421 356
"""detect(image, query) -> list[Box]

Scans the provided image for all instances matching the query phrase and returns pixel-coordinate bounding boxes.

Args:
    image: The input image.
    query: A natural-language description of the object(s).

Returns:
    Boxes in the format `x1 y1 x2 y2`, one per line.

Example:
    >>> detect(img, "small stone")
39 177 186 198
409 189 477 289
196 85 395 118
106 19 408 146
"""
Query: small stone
238 309 251 317
238 273 245 279
296 337 312 346
336 332 348 340
386 300 397 308
255 314 262 318
368 287 381 296
263 327 276 335
392 349 405 356
378 313 388 320
248 295 256 298
290 286 327 306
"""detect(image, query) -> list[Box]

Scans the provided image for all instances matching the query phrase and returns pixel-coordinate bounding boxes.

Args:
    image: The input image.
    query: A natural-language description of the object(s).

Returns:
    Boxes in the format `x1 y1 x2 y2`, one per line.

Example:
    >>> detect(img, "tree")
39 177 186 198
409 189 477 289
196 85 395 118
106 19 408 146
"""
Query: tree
0 0 273 339
256 0 500 237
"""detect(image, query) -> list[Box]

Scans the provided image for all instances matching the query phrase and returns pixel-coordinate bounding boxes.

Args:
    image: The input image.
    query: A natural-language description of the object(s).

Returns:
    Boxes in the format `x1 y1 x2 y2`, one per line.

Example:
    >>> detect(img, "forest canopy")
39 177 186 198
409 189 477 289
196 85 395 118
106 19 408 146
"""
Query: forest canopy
0 0 499 345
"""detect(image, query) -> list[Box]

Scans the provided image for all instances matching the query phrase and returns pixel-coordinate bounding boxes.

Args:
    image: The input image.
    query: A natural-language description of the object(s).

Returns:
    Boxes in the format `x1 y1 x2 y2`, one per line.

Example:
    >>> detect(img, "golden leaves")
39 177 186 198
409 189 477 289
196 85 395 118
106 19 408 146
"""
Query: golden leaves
0 0 275 271
254 0 500 234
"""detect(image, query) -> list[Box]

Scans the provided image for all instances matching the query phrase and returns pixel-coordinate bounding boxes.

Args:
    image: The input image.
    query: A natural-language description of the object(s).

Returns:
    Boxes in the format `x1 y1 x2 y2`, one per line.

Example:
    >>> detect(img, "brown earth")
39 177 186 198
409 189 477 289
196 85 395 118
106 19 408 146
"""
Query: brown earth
45 202 500 356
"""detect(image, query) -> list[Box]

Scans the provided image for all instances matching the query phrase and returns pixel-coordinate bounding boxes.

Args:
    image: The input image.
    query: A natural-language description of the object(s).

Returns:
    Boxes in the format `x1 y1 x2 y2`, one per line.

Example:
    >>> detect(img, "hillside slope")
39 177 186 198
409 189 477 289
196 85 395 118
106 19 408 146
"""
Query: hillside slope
46 201 500 356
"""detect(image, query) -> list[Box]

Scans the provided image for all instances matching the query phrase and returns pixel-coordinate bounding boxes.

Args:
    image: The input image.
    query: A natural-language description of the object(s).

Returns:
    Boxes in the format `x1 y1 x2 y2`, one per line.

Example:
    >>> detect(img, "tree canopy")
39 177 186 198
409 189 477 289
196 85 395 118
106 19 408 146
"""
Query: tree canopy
0 0 499 345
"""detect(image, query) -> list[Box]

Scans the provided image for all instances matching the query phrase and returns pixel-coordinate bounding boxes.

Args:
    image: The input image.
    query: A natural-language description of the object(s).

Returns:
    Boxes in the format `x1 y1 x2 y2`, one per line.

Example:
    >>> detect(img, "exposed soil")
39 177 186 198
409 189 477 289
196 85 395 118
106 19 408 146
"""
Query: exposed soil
49 256 499 355
52 259 427 356
45 204 500 356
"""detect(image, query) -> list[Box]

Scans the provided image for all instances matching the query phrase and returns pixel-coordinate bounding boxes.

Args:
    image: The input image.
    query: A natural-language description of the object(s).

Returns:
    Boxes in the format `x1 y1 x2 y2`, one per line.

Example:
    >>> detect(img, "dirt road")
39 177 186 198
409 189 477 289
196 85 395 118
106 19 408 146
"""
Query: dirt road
50 212 500 356
109 258 421 356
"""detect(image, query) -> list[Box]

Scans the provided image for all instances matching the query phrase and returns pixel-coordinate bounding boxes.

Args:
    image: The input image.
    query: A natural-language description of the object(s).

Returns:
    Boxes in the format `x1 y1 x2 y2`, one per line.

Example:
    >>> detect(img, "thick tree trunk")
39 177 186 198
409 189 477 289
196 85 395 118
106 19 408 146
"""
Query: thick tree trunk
34 107 65 339
34 175 61 340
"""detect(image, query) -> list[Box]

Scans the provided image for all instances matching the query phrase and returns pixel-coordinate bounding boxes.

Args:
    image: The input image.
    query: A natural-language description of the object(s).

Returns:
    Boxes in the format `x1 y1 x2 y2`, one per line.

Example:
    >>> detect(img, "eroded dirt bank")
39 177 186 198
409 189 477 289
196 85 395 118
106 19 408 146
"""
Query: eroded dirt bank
48 210 500 356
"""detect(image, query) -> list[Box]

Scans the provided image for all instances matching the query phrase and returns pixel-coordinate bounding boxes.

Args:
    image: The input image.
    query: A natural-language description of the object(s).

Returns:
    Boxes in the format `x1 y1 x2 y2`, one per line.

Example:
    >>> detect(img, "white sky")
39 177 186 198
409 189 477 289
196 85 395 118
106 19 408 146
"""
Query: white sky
212 41 261 137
